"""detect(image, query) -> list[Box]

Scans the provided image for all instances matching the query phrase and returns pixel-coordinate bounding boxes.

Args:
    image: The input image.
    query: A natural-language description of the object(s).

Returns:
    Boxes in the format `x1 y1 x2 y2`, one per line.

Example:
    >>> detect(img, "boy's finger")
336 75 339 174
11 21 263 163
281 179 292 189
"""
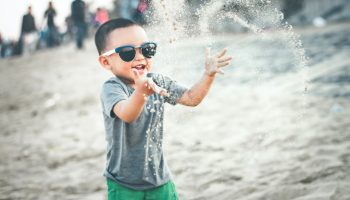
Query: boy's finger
216 48 227 58
205 47 211 60
148 78 160 93
154 84 169 96
159 90 170 97
132 69 140 79
217 61 231 68
146 78 156 91
216 69 225 74
147 78 169 96
150 82 158 92
218 56 232 63
143 93 148 101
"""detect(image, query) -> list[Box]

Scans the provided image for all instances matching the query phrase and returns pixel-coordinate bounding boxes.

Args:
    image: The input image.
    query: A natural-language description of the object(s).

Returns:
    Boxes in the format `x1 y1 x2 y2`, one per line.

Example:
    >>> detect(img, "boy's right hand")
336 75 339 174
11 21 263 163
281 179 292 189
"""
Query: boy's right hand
132 69 169 98
132 69 155 98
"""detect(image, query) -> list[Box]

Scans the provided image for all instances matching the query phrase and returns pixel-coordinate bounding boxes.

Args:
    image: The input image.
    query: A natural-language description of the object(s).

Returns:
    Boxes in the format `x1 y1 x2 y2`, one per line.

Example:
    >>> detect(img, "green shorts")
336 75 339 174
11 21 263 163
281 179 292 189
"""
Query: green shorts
107 178 179 200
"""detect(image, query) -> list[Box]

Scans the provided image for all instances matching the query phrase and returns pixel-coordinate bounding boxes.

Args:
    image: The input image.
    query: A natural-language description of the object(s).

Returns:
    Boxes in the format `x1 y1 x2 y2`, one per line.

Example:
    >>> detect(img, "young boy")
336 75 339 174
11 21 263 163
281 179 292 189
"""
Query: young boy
95 18 232 200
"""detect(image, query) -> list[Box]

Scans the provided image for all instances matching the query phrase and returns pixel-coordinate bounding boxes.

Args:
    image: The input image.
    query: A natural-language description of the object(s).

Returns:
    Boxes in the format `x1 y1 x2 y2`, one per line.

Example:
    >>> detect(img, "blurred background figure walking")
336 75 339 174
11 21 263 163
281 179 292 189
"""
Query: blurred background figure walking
94 7 109 28
19 6 38 55
0 32 15 58
118 0 139 20
71 0 86 49
133 0 150 25
114 0 151 25
43 1 60 48
0 32 3 58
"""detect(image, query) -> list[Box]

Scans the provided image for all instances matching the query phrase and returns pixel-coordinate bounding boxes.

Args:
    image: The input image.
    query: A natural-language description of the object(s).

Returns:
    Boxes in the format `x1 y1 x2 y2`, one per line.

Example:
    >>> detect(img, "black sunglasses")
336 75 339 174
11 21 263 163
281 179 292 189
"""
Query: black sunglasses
102 42 157 62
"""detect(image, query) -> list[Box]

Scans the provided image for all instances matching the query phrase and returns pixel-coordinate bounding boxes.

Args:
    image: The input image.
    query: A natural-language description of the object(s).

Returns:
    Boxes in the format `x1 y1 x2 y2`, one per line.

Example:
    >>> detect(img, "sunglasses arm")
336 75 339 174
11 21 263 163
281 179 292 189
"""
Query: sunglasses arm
102 49 115 56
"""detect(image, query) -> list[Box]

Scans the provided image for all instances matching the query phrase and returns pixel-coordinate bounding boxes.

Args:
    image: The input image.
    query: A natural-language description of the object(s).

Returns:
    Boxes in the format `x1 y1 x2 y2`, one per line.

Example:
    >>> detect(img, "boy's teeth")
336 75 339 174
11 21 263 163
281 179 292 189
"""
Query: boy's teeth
133 65 145 69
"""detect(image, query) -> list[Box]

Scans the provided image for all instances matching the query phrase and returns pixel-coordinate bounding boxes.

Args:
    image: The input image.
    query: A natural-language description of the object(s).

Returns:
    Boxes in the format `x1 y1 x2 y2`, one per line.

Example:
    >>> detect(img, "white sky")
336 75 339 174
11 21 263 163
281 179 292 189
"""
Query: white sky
0 0 113 40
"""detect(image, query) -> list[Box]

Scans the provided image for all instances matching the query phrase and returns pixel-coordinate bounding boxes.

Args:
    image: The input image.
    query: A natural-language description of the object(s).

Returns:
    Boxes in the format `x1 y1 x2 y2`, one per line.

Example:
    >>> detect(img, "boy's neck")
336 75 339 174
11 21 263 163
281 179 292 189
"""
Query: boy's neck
117 76 136 89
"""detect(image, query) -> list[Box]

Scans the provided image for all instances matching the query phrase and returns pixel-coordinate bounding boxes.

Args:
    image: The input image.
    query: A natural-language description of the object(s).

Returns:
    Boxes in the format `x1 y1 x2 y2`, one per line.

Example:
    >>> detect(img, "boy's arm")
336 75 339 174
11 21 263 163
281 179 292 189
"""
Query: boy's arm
177 73 215 106
113 69 154 123
113 90 147 123
177 48 232 106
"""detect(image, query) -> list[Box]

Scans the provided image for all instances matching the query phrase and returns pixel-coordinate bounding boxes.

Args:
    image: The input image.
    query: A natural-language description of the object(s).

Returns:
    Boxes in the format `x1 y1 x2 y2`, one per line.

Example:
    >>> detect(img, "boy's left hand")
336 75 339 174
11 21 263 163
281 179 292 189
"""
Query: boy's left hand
205 48 232 77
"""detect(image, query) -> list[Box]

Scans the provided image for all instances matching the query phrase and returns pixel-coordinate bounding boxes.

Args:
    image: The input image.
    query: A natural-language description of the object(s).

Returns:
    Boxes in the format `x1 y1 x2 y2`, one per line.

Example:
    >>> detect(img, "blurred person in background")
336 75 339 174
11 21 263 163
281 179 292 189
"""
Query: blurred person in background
85 2 96 36
44 1 60 47
94 7 109 27
119 0 139 20
0 32 2 57
61 15 74 44
282 0 304 20
133 0 150 25
116 0 150 23
0 32 5 58
0 33 15 58
71 0 87 49
19 6 38 55
0 40 15 58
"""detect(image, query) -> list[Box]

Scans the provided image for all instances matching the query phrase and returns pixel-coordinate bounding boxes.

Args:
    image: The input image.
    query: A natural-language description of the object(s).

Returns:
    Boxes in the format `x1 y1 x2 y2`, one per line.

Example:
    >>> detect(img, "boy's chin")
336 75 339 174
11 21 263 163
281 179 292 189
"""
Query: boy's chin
138 70 146 76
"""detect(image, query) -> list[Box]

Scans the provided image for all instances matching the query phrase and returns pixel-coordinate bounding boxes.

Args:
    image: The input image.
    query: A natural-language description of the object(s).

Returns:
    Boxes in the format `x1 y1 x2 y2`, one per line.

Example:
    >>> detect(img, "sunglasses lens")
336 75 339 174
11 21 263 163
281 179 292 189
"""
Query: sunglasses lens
142 43 157 58
119 47 135 62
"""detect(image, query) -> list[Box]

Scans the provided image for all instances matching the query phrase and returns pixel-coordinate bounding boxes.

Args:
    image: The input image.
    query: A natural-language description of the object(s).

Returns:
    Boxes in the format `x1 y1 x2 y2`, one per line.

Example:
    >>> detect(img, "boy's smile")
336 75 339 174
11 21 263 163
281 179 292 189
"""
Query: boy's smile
99 25 153 83
132 63 147 75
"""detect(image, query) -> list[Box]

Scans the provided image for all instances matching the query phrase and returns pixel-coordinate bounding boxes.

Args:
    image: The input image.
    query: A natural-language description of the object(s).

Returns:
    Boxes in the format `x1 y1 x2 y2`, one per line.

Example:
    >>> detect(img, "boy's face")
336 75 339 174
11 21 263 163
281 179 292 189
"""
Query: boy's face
99 25 152 83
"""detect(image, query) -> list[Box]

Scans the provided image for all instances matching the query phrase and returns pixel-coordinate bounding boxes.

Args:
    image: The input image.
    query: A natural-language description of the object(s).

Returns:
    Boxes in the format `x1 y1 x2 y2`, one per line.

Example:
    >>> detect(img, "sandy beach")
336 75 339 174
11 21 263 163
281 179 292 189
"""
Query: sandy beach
0 22 350 200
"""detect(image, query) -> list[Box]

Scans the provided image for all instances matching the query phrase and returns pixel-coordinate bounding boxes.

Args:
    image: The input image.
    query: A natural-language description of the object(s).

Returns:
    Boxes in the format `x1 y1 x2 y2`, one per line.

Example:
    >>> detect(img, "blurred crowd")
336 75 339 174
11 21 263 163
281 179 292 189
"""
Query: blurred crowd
0 0 152 59
1 0 348 59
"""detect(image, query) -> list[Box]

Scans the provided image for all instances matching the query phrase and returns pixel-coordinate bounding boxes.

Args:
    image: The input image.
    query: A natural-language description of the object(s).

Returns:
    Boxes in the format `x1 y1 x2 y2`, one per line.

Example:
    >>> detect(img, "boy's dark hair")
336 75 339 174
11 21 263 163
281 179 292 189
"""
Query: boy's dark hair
95 18 137 55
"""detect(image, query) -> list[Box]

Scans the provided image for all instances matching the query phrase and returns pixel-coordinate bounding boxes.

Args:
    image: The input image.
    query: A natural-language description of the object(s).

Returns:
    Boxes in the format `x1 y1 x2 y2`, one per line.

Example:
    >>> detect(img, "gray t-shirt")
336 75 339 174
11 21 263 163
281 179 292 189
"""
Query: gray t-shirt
100 73 187 190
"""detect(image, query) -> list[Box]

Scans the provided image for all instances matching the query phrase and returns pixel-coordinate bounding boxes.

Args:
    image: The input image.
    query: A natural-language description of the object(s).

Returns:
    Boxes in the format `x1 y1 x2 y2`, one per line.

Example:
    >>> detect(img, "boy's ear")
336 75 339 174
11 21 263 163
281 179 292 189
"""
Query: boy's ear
98 55 112 70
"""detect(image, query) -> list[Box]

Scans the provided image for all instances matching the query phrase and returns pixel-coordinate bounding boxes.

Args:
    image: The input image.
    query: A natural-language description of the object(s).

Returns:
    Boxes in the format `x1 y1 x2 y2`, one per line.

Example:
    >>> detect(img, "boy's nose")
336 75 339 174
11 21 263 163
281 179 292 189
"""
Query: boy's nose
134 48 145 60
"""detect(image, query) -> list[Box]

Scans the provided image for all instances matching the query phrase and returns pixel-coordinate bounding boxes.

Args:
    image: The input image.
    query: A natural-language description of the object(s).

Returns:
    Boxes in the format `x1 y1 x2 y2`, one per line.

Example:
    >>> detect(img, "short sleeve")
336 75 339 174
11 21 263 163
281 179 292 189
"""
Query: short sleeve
101 79 128 118
151 73 188 105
